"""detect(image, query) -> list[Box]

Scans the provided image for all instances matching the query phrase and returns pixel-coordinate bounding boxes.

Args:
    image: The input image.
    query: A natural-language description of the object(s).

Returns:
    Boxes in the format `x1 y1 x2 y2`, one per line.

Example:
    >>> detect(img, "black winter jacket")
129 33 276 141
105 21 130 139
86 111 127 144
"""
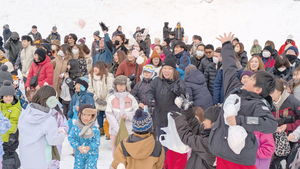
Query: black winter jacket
2 29 11 42
236 51 248 68
4 32 22 64
190 54 205 68
109 61 119 77
269 67 294 82
198 57 213 73
170 38 177 53
163 22 171 39
146 77 186 127
204 62 222 96
208 42 277 166
132 77 155 105
137 40 150 57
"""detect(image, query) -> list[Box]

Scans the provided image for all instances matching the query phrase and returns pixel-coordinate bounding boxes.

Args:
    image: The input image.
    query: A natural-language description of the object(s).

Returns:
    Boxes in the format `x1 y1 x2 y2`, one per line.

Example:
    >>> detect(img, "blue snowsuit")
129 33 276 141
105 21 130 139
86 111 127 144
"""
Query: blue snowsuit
68 125 100 169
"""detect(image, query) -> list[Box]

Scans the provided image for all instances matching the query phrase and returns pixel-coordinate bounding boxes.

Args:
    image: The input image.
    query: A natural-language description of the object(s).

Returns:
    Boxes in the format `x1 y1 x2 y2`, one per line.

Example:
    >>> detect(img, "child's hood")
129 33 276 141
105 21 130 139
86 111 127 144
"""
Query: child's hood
24 103 55 124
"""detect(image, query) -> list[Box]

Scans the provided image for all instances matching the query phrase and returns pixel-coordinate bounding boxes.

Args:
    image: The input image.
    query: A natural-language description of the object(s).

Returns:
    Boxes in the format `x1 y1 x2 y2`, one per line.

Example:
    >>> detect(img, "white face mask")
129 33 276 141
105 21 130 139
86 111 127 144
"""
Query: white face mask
72 49 79 55
213 57 219 64
196 51 204 57
57 50 64 57
262 51 271 58
51 45 57 51
278 67 286 72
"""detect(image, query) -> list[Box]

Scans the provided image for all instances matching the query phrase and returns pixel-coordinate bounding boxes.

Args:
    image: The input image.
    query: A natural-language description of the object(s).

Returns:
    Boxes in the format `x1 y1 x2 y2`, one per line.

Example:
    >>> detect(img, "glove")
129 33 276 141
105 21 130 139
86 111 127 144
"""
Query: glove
99 22 109 31
148 99 155 108
182 107 195 120
175 93 193 110
277 115 296 125
96 99 107 106
170 111 182 119
173 79 182 94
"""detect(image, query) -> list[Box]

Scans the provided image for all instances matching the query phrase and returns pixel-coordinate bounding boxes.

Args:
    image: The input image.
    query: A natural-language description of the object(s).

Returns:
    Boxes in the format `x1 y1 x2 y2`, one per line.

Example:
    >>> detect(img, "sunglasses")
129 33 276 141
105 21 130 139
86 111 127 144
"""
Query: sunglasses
68 37 73 39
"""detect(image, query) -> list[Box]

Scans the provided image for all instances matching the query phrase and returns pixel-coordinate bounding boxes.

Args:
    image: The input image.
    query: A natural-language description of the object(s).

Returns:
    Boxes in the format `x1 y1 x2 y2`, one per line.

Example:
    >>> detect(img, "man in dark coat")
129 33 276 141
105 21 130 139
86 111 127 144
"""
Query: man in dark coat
136 33 150 57
28 25 42 41
169 32 177 53
46 26 61 42
174 22 184 41
2 24 11 43
199 44 214 73
4 32 22 64
163 22 171 39
191 44 205 68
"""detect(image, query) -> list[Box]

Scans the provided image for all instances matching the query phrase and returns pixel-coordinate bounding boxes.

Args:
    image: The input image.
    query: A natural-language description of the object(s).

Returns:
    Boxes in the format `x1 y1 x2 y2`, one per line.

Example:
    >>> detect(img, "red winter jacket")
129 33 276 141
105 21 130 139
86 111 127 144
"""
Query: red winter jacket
25 56 54 88
278 40 299 56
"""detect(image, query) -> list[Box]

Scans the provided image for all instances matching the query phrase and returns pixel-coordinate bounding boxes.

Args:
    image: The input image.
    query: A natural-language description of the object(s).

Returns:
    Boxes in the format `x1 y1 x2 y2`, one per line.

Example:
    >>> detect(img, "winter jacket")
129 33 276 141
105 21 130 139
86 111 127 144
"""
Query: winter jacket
28 31 42 41
236 51 248 68
111 132 165 169
20 45 36 77
2 28 11 42
289 125 300 142
138 40 150 57
198 57 213 73
25 56 54 88
250 44 262 56
185 69 213 110
285 54 300 68
208 41 277 166
0 97 21 143
279 40 299 56
292 85 300 101
16 87 28 109
163 22 171 39
85 53 93 72
0 113 11 159
115 44 128 55
175 50 191 79
253 131 275 169
51 53 76 96
106 91 139 135
146 77 186 127
109 61 119 77
93 33 114 65
261 56 275 71
204 62 222 96
91 40 99 57
67 90 95 119
269 67 294 82
112 30 123 38
174 24 184 40
88 73 114 111
77 58 88 76
116 59 143 83
170 38 177 53
163 46 172 56
132 77 155 105
4 32 22 64
46 32 61 42
18 103 65 169
190 54 204 68
260 49 280 60
175 113 216 169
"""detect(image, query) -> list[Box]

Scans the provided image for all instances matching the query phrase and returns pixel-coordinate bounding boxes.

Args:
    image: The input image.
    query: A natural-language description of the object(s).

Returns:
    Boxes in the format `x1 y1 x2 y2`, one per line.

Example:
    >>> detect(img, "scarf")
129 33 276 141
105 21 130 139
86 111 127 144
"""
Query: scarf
75 119 96 139
273 89 290 119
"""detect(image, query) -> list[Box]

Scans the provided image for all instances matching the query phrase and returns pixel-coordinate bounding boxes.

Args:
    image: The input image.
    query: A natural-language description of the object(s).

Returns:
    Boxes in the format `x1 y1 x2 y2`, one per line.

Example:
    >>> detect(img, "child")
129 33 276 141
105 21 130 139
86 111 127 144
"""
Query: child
0 111 11 169
10 71 28 109
209 33 277 168
110 109 165 169
106 75 139 157
67 77 94 133
68 104 101 169
0 80 22 168
18 85 66 169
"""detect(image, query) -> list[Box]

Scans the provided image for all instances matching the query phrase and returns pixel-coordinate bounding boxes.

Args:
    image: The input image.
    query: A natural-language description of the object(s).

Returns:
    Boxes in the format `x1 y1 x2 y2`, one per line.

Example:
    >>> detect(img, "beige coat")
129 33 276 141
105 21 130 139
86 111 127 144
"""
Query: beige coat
51 54 77 97
88 73 114 111
85 53 93 72
20 45 36 77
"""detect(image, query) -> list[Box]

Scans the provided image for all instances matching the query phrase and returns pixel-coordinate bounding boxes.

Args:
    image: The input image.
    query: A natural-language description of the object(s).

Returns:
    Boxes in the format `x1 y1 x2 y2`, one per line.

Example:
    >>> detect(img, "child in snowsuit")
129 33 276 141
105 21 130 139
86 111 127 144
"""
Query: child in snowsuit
106 75 139 157
111 109 165 169
0 112 11 169
68 104 101 169
67 77 94 133
0 80 21 168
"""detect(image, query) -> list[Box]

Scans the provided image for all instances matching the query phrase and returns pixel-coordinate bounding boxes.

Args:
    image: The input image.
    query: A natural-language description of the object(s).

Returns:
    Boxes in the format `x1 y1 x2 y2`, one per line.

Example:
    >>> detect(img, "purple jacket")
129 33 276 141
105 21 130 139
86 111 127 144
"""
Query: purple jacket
254 131 275 169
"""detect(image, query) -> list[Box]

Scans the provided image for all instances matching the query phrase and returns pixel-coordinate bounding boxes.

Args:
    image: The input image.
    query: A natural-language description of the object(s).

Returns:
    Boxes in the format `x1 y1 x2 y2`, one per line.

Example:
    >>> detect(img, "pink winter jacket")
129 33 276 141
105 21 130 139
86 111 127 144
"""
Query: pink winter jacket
254 131 275 169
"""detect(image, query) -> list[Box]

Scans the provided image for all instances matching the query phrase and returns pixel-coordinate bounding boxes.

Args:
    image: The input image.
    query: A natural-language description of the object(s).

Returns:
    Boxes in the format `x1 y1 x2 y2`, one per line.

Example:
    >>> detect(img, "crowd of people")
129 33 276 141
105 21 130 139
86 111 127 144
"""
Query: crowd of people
0 21 299 169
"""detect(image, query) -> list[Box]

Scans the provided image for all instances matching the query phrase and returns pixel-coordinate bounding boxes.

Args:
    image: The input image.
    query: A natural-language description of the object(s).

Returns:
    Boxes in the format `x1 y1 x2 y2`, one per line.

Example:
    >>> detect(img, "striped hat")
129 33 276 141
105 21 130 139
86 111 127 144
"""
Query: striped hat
132 109 153 133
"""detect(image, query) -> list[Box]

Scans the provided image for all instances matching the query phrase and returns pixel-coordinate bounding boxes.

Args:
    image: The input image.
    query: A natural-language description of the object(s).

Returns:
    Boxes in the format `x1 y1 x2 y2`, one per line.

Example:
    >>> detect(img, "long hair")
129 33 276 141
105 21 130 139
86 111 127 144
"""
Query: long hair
149 57 162 67
31 86 62 114
291 67 300 93
81 44 90 55
115 50 126 64
246 55 265 72
60 44 74 58
235 43 245 54
159 66 180 81
90 61 108 81
75 44 85 59
67 59 80 79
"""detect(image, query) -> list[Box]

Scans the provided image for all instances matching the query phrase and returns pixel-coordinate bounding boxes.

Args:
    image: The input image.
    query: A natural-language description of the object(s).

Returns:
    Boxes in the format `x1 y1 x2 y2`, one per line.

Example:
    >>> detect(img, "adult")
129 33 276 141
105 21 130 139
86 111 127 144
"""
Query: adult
169 31 177 53
262 40 279 60
25 48 54 91
269 55 294 82
46 26 61 42
278 35 299 56
184 65 212 110
115 33 128 54
174 22 184 41
191 44 205 68
133 26 140 39
51 39 60 58
93 30 114 65
234 42 248 68
250 39 262 56
163 22 171 39
2 24 11 43
232 37 239 46
68 33 77 49
174 41 191 79
109 50 126 77
246 55 265 72
20 35 36 84
150 38 161 50
162 37 171 56
73 44 88 76
28 25 42 41
81 43 93 72
285 46 300 68
199 44 214 73
136 33 149 57
133 42 147 66
191 35 202 56
91 30 100 57
112 26 123 38
260 46 275 71
52 44 76 97
4 32 22 64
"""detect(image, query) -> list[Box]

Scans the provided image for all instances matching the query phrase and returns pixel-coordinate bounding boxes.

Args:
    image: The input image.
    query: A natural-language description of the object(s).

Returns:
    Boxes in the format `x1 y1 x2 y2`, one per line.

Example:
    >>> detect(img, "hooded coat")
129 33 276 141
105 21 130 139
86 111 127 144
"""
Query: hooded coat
174 22 184 41
4 32 22 64
2 28 11 42
163 22 171 39
279 40 299 56
250 44 262 56
18 103 65 169
185 69 212 110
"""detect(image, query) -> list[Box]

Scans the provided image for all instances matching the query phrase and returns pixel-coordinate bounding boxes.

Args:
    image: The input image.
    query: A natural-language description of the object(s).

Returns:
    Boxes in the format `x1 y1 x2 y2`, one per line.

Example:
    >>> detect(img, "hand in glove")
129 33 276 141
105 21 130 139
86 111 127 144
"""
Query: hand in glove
277 115 296 125
173 79 182 94
99 22 109 32
175 93 193 110
170 111 182 119
96 99 107 106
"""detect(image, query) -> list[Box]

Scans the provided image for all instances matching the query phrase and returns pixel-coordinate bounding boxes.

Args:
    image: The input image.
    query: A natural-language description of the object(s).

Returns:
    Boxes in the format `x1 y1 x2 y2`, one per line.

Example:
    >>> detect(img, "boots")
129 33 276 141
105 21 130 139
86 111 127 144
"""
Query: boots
99 127 105 136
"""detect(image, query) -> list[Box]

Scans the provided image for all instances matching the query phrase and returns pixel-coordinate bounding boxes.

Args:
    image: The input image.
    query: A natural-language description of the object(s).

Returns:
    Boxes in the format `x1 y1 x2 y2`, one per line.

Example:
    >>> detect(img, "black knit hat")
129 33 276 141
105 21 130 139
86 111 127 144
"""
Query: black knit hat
75 77 89 90
35 48 46 62
203 106 221 123
164 37 170 46
0 65 13 87
162 56 177 69
263 46 273 54
0 80 16 99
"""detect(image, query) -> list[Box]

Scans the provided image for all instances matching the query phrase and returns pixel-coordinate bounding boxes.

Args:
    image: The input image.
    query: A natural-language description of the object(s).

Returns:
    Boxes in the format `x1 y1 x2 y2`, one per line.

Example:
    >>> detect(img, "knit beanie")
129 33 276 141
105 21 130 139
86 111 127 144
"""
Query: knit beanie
78 37 86 45
0 65 13 86
162 56 176 69
35 48 46 62
132 109 153 134
241 70 254 79
263 46 273 54
286 46 299 55
287 34 294 41
253 39 258 43
0 80 16 98
203 106 221 123
76 77 89 90
3 24 9 30
150 50 161 59
94 30 100 38
185 65 197 78
114 75 127 85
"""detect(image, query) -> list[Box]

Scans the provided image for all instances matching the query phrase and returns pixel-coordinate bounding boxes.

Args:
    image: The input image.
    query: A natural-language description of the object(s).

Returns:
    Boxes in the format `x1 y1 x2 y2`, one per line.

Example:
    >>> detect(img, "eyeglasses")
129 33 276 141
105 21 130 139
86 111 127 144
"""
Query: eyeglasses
68 37 73 39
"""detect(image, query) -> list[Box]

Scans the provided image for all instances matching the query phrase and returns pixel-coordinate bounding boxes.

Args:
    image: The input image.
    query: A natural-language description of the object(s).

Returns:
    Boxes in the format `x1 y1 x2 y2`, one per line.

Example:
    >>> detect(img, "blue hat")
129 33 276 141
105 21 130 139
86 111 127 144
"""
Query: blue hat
142 64 155 78
286 46 299 55
76 77 89 90
132 109 153 134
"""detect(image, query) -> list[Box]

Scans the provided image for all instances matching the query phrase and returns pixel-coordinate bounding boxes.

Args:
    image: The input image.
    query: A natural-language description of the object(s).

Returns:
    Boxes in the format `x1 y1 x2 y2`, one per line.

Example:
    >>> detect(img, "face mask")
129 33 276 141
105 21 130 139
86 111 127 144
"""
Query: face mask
234 47 240 53
196 51 204 57
115 40 120 46
262 51 271 58
51 45 57 50
213 57 219 64
46 96 58 108
278 67 286 72
57 50 64 57
72 49 79 55
12 39 18 43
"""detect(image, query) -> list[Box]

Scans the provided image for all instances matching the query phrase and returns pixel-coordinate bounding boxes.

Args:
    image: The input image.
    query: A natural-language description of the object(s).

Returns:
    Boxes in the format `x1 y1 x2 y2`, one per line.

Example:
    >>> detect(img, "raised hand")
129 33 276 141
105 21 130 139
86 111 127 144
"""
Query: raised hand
216 32 235 44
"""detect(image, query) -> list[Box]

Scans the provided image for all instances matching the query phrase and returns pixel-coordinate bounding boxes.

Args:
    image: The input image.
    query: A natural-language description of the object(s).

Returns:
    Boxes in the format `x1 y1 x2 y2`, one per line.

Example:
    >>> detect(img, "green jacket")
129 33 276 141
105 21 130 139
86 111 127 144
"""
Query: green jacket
0 99 21 142
250 44 262 56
